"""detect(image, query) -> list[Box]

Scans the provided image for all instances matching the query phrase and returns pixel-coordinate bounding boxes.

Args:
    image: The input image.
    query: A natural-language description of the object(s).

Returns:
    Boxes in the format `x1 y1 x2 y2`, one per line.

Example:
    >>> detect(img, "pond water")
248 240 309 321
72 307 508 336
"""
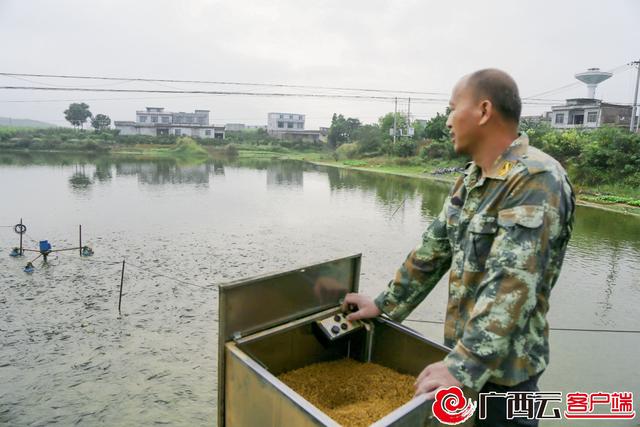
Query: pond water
0 152 638 426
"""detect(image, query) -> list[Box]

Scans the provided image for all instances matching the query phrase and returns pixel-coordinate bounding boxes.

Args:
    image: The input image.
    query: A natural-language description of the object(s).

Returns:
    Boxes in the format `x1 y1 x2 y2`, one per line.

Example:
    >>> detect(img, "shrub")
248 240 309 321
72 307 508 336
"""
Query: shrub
336 142 359 159
390 139 417 157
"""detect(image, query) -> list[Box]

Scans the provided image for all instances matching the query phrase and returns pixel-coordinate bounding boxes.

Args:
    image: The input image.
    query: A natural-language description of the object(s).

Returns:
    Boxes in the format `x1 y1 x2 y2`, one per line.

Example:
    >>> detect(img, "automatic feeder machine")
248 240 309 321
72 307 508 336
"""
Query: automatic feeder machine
217 254 474 427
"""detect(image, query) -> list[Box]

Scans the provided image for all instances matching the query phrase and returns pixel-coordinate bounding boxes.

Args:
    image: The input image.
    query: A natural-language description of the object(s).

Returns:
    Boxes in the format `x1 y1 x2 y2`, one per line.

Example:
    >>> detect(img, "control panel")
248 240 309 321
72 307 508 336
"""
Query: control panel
315 310 364 341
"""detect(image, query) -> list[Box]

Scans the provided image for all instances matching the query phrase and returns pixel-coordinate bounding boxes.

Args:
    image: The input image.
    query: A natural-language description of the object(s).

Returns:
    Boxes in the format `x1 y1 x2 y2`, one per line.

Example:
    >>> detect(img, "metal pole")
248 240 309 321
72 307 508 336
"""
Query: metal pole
19 218 23 256
630 60 640 132
118 260 125 315
393 97 397 144
79 224 82 256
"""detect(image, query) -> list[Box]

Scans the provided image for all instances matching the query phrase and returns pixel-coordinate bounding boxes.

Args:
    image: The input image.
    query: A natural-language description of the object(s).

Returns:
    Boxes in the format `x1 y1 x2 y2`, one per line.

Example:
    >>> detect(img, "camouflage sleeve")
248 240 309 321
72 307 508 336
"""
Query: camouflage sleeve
444 171 569 391
373 201 453 322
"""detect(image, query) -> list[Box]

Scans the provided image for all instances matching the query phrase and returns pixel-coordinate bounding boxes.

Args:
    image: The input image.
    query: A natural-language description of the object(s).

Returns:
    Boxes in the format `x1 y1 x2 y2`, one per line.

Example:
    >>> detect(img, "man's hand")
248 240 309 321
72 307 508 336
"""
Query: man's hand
341 293 382 321
414 361 462 400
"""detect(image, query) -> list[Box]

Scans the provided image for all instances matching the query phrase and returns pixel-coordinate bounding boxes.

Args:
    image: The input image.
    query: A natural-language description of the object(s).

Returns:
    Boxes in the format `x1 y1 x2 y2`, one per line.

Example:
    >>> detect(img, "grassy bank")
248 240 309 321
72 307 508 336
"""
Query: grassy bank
111 137 209 159
227 146 640 217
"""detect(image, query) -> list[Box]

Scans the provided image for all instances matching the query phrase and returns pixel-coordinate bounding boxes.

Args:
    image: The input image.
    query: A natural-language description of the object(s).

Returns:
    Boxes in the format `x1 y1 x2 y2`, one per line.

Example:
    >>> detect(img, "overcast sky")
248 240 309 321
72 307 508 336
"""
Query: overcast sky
1 0 639 128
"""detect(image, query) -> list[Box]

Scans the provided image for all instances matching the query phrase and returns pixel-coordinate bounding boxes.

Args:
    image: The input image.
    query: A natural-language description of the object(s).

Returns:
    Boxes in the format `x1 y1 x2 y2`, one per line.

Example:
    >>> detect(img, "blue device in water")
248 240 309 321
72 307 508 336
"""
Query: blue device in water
39 240 52 252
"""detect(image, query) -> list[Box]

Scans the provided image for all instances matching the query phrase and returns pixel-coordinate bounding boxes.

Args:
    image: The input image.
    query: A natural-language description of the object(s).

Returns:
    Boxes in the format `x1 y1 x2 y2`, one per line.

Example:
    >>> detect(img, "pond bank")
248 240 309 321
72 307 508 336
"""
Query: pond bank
256 151 640 217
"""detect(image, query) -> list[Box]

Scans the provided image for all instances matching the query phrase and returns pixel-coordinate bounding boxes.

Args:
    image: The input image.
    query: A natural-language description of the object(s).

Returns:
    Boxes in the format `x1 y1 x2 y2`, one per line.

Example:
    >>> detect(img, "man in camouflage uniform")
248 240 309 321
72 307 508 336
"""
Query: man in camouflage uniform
344 69 575 426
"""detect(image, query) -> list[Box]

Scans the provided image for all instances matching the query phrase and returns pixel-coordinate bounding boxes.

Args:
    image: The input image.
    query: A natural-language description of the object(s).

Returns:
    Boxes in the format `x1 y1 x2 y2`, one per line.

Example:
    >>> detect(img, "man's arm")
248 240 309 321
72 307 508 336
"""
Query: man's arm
443 171 573 391
373 200 453 322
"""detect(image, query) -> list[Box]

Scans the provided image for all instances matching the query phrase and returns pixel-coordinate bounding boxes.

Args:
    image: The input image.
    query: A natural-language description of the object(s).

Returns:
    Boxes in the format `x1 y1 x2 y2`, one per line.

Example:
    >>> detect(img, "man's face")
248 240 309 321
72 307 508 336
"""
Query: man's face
446 79 482 155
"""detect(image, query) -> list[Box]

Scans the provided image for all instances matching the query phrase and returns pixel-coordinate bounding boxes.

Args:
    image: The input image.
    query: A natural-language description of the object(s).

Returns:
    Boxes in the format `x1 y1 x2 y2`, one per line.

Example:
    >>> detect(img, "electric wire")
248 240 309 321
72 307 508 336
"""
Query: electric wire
405 318 640 334
0 71 450 97
524 62 633 99
123 260 214 291
9 245 640 334
3 85 628 107
0 85 449 103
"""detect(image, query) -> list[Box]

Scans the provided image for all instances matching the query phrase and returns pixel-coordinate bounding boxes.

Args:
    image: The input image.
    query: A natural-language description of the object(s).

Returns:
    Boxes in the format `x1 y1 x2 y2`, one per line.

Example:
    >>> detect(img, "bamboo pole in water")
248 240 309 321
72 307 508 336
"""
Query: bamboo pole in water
118 260 125 315
19 218 23 256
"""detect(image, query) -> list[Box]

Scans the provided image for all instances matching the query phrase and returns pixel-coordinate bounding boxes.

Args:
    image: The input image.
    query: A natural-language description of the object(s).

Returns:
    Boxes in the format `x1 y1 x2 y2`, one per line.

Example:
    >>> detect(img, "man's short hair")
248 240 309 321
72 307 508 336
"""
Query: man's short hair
467 69 521 124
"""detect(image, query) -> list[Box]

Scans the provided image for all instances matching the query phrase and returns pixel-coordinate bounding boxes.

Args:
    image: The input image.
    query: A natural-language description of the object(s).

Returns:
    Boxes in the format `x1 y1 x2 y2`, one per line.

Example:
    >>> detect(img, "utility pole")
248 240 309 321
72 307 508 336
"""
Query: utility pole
631 60 640 132
407 97 411 128
393 97 397 144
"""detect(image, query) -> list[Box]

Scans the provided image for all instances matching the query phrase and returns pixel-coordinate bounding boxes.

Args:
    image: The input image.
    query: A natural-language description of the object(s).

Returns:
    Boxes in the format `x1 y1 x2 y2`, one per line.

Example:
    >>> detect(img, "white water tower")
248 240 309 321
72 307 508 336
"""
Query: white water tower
575 68 612 99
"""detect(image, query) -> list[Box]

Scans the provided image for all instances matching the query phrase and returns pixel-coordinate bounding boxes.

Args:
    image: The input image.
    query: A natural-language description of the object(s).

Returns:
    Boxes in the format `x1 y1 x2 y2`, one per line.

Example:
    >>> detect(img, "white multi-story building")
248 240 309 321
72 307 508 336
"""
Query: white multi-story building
115 107 225 138
548 99 632 129
267 113 305 131
266 112 324 142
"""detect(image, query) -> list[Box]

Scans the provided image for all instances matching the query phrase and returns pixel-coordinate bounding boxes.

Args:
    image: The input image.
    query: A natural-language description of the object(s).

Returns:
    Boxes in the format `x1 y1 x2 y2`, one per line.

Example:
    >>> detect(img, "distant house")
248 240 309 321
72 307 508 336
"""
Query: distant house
266 112 325 142
548 99 632 129
267 112 305 131
114 107 225 138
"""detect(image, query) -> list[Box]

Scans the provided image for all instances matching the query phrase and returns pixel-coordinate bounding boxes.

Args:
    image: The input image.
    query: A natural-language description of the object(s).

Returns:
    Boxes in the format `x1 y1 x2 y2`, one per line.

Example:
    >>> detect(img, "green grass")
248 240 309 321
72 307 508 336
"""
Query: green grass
169 137 209 157
581 195 640 207
581 183 640 200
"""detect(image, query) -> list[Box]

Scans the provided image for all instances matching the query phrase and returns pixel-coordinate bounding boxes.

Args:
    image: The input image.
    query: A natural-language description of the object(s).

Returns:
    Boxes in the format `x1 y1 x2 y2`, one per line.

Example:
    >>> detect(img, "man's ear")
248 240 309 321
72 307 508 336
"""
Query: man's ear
478 100 492 126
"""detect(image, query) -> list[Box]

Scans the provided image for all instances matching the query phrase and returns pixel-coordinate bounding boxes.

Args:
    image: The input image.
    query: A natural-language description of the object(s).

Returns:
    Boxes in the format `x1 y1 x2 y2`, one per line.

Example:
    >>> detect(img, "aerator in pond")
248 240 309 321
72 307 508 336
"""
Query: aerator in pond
5 220 95 273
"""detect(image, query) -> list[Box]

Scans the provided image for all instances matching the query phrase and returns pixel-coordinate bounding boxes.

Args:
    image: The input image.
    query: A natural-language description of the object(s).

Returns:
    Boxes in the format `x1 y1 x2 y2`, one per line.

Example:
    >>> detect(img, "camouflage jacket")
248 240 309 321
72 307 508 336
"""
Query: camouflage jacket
374 133 575 391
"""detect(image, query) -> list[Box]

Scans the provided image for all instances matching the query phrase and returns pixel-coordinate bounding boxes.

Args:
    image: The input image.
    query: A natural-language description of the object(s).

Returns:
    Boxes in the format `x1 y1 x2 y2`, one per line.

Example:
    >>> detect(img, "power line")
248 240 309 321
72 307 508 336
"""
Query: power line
0 70 632 102
1 85 617 106
0 85 447 103
0 72 450 97
524 62 633 99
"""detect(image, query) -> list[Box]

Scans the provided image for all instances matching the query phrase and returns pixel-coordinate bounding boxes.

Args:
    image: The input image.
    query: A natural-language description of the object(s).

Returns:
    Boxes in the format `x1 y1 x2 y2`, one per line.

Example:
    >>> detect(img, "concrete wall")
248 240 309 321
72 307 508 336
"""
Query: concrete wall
115 124 138 136
116 121 222 139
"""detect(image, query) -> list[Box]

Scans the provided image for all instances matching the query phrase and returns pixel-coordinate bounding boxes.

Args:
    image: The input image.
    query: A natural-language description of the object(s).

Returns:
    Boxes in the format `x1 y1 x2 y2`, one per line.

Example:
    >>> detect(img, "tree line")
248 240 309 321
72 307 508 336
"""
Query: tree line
326 110 640 189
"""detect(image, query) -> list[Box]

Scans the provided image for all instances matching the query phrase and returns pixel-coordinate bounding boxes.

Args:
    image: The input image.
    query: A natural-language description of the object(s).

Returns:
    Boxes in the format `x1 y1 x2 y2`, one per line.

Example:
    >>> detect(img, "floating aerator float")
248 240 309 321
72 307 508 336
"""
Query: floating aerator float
5 220 94 273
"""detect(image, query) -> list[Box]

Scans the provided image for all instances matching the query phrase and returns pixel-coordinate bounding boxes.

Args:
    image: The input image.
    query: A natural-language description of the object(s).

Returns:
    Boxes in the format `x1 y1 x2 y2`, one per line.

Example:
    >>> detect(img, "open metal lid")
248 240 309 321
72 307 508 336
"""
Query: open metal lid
218 254 361 342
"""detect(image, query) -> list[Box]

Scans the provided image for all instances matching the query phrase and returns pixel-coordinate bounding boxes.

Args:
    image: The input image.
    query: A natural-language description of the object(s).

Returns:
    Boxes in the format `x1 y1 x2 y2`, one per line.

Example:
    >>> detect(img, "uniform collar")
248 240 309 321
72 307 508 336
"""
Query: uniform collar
463 132 528 185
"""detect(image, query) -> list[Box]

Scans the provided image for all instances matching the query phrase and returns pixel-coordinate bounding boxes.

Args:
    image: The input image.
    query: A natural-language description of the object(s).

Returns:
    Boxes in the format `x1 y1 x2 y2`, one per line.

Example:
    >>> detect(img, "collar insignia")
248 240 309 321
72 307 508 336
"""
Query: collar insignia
497 161 514 177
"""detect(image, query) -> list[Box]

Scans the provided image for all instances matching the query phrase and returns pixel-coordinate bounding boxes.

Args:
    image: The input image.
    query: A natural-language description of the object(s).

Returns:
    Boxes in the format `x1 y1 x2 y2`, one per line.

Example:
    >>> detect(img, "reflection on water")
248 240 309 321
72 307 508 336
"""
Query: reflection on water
0 152 639 426
69 167 92 190
115 162 215 186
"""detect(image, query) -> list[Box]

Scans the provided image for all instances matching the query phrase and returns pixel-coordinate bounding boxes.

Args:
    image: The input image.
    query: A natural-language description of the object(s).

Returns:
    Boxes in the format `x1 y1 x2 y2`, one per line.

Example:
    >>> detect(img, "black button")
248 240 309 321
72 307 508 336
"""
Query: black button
334 315 342 322
331 325 340 334
340 323 348 330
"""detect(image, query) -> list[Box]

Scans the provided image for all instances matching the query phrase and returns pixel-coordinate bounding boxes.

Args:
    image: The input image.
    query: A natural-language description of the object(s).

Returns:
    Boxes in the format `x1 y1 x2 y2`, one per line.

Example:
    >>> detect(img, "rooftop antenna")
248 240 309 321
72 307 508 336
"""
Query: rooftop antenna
574 68 612 99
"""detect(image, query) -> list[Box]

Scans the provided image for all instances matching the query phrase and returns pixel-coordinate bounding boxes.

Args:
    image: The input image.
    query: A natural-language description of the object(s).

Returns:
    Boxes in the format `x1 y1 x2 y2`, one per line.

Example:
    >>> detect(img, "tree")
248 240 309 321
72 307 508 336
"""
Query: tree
328 113 361 148
91 114 111 132
64 103 92 130
378 112 408 139
352 124 383 154
519 117 552 148
422 110 450 140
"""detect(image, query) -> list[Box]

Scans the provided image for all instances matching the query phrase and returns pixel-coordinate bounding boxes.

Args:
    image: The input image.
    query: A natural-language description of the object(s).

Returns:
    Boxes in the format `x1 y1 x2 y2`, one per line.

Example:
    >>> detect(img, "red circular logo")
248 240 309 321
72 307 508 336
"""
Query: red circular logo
432 386 477 425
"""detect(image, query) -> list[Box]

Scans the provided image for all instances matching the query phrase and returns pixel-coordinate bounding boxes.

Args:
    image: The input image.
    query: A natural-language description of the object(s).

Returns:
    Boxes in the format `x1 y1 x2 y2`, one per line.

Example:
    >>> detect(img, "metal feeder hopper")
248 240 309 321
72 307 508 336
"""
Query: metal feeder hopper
218 254 472 426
